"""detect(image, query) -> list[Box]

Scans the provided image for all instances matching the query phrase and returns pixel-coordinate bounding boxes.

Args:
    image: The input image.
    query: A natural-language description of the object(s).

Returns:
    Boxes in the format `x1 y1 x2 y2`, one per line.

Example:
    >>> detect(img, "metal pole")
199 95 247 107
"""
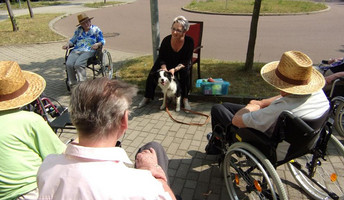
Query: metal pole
150 0 160 62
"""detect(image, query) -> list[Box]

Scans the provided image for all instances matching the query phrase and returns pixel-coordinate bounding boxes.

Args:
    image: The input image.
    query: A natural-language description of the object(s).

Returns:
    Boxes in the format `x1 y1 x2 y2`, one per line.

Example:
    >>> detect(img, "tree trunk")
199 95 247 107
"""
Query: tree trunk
150 0 160 62
27 0 34 18
244 0 262 71
5 0 19 31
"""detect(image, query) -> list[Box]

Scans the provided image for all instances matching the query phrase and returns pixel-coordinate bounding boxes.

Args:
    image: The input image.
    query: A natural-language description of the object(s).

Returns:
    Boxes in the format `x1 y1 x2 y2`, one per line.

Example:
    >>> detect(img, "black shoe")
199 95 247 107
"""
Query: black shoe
205 134 222 155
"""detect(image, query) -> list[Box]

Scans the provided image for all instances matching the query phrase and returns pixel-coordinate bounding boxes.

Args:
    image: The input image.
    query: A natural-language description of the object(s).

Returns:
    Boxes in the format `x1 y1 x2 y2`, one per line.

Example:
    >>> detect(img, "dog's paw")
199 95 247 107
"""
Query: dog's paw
176 107 180 112
160 105 166 110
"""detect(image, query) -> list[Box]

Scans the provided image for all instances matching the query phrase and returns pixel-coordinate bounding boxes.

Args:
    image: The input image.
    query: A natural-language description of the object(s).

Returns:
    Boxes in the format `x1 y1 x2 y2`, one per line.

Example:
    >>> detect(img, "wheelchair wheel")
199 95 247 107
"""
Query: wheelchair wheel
334 101 344 137
223 142 288 200
288 134 344 200
101 50 113 79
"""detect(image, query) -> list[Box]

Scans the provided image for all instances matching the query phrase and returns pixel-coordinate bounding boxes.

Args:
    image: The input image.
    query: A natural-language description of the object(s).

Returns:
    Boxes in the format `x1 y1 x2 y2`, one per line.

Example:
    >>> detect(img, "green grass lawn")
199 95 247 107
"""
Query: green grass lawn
0 14 65 45
185 0 327 14
118 55 279 97
0 1 69 10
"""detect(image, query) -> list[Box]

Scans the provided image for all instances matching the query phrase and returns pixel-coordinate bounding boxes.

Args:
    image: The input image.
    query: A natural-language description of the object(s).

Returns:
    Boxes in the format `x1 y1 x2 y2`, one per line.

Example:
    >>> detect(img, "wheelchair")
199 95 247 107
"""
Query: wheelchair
326 77 344 137
317 60 344 137
64 45 114 91
208 108 344 199
21 94 75 137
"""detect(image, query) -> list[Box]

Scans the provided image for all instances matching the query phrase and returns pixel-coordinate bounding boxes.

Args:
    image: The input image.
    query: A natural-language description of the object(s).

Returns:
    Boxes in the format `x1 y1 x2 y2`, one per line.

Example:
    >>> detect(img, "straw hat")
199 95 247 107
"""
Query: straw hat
261 51 325 95
0 61 46 111
76 13 93 26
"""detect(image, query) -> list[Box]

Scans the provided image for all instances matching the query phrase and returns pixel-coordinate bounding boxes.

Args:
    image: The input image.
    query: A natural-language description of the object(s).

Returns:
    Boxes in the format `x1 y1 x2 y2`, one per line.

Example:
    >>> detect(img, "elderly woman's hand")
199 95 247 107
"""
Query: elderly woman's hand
135 148 167 182
91 43 101 50
169 68 176 75
62 44 70 50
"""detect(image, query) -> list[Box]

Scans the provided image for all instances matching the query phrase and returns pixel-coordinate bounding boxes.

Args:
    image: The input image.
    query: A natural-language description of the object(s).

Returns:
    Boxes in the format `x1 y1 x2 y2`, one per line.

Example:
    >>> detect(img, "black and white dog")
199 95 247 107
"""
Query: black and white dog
155 70 182 112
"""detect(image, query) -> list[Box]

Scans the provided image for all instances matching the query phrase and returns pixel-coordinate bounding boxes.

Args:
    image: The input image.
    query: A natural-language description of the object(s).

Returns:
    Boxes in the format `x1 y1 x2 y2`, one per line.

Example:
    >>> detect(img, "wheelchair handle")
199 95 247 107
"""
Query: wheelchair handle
328 78 344 98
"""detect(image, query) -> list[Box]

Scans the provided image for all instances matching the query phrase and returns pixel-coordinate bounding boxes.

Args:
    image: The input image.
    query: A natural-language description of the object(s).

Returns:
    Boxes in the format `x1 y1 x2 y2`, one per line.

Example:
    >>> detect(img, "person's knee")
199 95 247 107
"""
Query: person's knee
211 104 224 115
141 141 164 152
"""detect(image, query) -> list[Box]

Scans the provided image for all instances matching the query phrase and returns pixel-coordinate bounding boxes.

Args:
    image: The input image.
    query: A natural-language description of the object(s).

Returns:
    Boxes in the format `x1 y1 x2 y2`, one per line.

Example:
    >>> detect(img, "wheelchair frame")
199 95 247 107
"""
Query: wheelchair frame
21 95 75 137
327 78 344 137
211 108 344 199
64 45 114 91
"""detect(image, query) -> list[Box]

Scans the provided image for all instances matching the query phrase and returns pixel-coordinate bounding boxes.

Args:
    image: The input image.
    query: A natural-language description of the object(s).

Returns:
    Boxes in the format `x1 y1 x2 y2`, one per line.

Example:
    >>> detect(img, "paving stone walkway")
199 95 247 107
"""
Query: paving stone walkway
3 42 343 200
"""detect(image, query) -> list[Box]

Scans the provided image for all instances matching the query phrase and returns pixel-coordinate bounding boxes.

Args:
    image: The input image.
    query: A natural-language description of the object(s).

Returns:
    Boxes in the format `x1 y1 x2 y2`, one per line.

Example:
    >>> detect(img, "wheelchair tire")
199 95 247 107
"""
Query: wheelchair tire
101 50 113 80
334 101 344 137
288 134 344 200
223 142 288 200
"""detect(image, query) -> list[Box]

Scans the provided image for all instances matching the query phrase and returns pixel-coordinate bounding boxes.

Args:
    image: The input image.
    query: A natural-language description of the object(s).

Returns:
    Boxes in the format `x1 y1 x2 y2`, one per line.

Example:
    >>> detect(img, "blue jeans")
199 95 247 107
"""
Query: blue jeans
66 51 95 85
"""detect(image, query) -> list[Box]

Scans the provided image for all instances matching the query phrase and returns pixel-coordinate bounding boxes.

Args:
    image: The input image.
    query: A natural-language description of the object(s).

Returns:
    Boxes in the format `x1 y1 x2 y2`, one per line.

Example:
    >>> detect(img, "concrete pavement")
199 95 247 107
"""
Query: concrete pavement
53 0 344 64
0 42 321 200
1 1 344 199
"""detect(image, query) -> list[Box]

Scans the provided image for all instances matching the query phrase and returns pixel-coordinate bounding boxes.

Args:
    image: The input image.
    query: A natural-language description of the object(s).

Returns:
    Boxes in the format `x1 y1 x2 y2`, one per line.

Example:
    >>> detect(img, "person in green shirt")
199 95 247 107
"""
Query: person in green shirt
0 61 66 200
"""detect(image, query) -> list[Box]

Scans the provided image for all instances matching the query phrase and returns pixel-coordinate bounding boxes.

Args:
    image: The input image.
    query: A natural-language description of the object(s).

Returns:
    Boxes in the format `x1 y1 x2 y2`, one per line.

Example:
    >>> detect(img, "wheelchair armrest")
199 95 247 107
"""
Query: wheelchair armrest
279 111 314 136
64 45 75 63
193 45 203 51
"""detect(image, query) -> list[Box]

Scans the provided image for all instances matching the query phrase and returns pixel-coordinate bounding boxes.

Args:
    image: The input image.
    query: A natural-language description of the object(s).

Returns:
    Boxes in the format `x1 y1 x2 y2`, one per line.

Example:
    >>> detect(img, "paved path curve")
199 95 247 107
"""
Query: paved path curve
53 0 344 64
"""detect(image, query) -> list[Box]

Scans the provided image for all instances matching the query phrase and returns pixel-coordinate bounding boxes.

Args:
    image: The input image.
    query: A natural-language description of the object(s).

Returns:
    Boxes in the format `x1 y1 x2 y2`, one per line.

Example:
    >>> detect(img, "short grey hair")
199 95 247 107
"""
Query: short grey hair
69 78 138 139
172 16 189 32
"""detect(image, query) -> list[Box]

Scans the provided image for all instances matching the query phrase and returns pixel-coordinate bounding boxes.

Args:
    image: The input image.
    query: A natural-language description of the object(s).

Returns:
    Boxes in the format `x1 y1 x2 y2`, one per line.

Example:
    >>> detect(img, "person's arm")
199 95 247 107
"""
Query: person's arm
65 28 80 49
232 103 261 128
232 95 281 128
249 95 281 108
158 36 170 70
91 42 103 50
92 26 105 50
135 148 176 200
325 72 344 84
169 63 184 75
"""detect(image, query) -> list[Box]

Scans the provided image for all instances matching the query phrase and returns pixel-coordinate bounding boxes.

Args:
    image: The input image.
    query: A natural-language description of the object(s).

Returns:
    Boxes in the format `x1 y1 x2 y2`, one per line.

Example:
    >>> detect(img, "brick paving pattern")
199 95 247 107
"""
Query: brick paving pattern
2 43 344 199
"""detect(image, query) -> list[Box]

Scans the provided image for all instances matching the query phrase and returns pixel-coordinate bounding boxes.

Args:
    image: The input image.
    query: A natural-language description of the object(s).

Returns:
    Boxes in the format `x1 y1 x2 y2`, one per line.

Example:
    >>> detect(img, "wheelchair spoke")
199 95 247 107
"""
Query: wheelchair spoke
224 143 287 200
334 101 344 137
101 50 113 79
288 135 344 200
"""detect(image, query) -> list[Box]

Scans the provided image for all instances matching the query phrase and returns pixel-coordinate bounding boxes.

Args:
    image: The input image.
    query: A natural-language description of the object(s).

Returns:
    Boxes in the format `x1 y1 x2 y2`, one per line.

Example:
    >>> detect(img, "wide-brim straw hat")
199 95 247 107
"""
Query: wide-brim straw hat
76 13 94 26
0 61 46 111
261 51 325 95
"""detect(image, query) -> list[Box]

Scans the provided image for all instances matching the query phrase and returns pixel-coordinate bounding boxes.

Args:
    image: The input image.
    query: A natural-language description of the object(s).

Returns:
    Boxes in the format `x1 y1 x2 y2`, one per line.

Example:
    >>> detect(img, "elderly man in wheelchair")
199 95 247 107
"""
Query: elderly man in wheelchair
62 13 105 89
206 51 344 199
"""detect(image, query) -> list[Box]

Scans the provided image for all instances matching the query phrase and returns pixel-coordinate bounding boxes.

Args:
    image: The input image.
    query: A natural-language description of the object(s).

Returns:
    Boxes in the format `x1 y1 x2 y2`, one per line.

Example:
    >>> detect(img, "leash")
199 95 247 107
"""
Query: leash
165 106 210 126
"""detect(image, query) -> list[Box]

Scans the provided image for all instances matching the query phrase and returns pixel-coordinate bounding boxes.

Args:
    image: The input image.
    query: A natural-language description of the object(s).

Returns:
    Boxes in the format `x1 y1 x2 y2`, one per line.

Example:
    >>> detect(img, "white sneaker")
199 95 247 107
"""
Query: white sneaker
138 97 150 108
183 99 191 110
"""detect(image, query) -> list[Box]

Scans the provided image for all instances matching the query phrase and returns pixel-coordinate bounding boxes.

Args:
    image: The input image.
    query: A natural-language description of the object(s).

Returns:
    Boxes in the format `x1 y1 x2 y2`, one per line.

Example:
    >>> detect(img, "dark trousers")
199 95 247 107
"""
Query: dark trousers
136 141 169 183
144 64 190 100
211 102 245 131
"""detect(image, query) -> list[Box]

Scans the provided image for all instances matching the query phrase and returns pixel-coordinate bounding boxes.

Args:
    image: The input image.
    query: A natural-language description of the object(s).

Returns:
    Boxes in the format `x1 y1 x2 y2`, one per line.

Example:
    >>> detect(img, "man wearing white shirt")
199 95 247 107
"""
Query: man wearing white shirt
207 51 330 154
37 78 176 200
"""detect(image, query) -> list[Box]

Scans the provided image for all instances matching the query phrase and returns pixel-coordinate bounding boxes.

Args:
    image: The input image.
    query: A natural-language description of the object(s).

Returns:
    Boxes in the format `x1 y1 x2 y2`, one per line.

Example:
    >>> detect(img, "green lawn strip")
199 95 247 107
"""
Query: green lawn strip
118 55 279 97
0 14 65 46
185 0 327 14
